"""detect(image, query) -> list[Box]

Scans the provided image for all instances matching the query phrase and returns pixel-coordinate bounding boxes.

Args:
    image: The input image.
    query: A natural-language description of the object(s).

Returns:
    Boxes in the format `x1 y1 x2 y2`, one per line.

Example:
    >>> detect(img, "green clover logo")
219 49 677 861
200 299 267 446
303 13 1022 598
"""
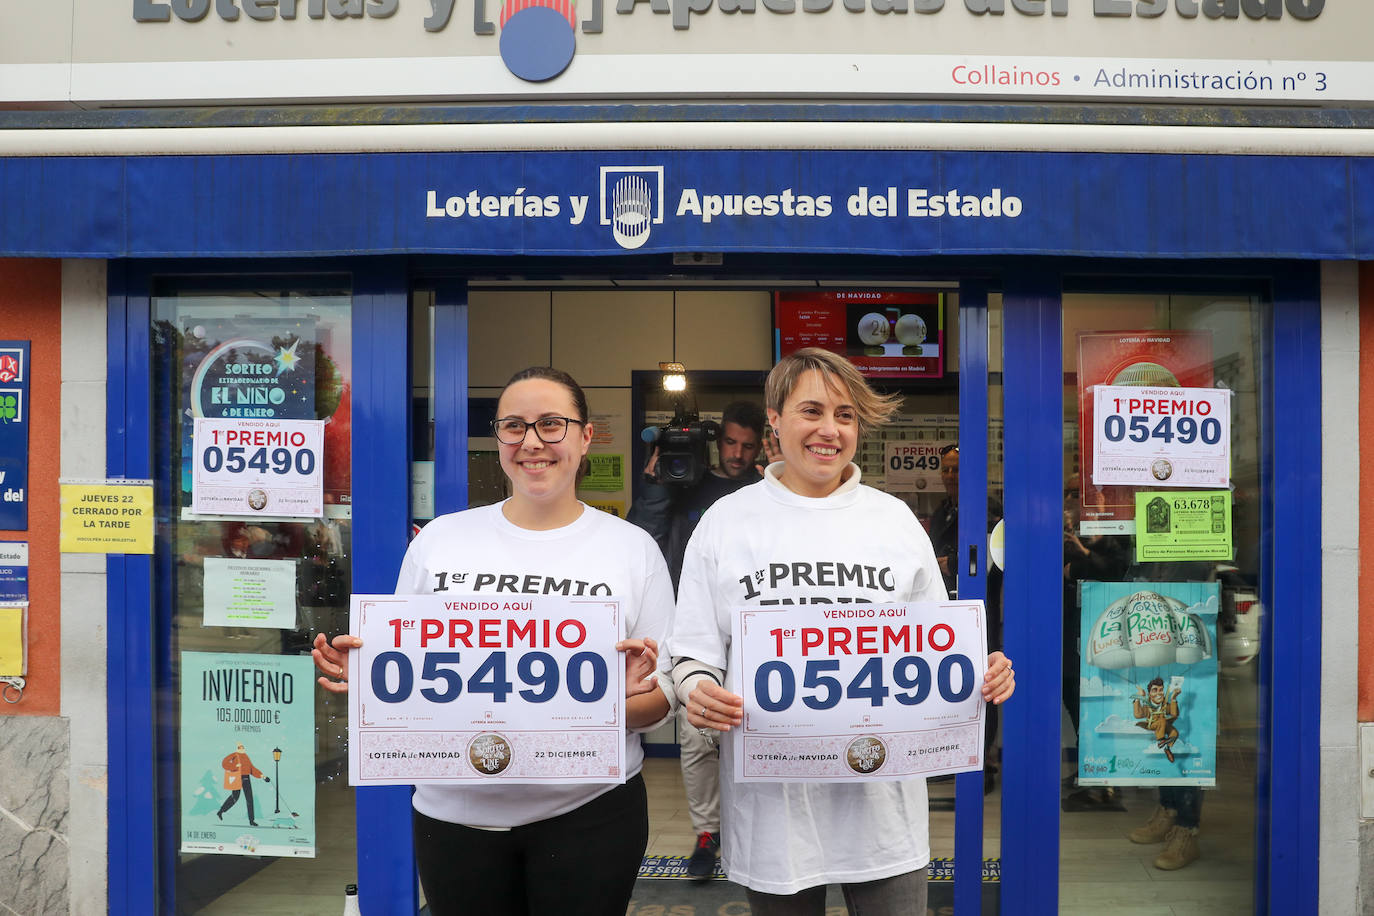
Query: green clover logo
0 395 18 423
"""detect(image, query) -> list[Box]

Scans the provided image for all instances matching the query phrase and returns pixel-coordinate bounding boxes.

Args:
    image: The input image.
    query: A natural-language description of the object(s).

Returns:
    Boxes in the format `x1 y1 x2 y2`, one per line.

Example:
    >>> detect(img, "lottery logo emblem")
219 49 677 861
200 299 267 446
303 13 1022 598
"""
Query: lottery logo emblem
499 0 578 82
0 353 21 384
1150 458 1174 481
599 166 665 250
846 736 888 775
469 733 514 775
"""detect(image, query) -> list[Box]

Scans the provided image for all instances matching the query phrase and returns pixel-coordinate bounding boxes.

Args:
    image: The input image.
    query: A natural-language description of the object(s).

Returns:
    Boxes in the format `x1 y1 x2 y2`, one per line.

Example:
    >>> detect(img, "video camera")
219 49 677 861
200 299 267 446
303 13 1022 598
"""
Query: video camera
642 405 719 487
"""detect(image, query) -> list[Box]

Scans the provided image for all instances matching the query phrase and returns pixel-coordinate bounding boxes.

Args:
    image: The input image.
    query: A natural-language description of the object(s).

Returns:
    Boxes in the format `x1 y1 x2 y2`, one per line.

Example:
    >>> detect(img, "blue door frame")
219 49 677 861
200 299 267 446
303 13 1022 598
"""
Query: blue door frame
106 258 1319 915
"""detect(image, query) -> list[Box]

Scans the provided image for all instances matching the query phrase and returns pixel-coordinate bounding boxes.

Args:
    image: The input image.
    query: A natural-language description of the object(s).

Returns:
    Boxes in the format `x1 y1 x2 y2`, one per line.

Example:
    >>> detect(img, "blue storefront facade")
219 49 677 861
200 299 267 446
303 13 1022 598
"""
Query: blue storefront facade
0 10 1370 914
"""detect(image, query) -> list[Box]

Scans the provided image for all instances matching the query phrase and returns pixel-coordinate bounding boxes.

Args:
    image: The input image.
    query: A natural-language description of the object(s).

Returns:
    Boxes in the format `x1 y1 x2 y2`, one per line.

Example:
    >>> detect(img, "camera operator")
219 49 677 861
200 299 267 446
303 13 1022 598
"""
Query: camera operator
627 399 767 879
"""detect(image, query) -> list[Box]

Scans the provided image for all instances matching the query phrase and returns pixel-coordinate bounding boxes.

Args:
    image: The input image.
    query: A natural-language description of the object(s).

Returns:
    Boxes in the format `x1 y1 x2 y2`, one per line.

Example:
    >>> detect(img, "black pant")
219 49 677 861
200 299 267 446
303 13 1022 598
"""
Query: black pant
217 777 256 824
414 773 649 916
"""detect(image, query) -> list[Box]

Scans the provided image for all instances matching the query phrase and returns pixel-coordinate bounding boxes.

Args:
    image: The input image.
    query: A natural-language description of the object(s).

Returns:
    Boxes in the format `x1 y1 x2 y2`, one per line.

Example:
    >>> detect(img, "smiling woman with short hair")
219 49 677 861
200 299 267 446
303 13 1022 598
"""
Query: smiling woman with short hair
669 347 1016 916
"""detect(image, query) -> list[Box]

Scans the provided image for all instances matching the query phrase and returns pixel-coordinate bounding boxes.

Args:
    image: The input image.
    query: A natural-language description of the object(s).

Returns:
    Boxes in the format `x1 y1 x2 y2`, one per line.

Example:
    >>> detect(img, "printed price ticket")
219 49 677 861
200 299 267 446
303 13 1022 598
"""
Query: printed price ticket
730 601 987 783
349 594 627 786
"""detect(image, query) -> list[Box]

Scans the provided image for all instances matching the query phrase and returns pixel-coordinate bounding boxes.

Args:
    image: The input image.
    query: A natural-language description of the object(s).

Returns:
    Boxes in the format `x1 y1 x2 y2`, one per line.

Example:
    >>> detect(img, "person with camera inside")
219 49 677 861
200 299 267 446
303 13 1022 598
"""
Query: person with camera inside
628 399 769 879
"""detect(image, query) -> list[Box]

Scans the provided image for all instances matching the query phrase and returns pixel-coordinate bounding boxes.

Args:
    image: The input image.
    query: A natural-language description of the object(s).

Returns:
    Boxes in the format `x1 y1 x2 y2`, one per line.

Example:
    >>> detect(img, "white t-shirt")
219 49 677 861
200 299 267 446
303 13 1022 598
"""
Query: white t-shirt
670 463 948 895
398 501 675 828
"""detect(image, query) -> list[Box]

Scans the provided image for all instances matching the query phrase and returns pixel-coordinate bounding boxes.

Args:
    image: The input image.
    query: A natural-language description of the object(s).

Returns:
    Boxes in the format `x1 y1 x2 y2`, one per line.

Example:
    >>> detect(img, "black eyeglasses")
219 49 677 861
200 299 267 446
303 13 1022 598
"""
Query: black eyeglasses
939 444 959 456
491 416 585 445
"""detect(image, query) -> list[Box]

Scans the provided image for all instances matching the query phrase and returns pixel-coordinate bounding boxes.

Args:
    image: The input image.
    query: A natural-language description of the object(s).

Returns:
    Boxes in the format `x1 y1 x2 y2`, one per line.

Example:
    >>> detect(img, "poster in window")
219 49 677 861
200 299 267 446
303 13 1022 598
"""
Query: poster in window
1076 331 1214 534
1077 581 1219 788
775 291 944 379
0 341 31 531
179 651 317 858
176 316 350 509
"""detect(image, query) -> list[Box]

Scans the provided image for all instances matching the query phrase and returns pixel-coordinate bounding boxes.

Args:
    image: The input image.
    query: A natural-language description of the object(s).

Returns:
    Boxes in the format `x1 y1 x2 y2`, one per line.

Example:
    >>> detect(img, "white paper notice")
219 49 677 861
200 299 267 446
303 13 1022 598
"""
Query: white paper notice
1091 386 1231 489
203 557 299 629
730 601 987 783
192 418 325 518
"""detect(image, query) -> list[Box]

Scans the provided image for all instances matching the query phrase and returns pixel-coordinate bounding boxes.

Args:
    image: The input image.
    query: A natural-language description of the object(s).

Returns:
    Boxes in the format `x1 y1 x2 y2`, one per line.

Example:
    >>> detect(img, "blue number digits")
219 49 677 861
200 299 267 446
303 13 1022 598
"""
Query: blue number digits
468 651 513 702
893 656 931 705
371 651 414 703
419 652 464 702
938 654 975 703
846 657 890 706
1176 416 1198 443
802 659 842 710
517 651 559 702
566 651 609 703
755 660 796 712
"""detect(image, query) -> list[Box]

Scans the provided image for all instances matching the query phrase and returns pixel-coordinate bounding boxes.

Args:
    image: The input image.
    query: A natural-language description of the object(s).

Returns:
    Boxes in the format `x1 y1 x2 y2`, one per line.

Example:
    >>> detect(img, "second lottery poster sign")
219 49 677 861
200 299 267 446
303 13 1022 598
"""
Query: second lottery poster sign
730 601 987 783
349 594 627 786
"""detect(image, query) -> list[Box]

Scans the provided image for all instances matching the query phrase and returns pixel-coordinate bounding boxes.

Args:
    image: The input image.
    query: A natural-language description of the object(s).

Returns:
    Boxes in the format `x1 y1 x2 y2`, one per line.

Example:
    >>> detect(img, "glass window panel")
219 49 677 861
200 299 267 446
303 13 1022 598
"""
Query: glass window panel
1058 291 1264 915
151 281 356 914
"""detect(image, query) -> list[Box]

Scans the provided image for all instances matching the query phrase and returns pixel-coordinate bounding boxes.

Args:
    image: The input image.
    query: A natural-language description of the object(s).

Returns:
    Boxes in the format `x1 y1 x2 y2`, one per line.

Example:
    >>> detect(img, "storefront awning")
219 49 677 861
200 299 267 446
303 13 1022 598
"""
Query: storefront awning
1 147 1370 259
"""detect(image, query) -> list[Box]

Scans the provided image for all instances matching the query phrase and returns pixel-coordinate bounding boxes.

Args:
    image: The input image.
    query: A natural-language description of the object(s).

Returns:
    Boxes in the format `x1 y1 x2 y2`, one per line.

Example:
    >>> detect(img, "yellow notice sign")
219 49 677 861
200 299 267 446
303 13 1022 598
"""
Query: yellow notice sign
60 479 155 554
0 605 24 676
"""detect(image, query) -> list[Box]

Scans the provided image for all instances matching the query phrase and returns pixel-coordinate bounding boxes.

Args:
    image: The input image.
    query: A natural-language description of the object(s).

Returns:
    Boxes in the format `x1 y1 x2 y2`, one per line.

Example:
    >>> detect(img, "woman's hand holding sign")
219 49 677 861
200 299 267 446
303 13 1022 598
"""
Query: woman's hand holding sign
686 680 745 733
982 650 1015 705
312 632 362 694
618 637 660 698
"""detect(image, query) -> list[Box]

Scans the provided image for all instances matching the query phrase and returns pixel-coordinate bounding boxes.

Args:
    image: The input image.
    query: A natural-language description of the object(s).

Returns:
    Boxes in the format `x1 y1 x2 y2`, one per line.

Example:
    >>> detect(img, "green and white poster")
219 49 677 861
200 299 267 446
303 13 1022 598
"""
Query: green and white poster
1135 490 1233 563
579 453 625 492
179 651 317 858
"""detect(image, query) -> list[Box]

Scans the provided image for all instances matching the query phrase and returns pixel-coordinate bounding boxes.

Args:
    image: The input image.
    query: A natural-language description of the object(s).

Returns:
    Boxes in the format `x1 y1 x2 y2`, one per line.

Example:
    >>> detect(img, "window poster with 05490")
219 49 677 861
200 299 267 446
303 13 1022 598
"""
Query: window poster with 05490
348 594 628 786
191 417 325 518
730 602 986 783
1078 582 1219 788
1076 331 1217 535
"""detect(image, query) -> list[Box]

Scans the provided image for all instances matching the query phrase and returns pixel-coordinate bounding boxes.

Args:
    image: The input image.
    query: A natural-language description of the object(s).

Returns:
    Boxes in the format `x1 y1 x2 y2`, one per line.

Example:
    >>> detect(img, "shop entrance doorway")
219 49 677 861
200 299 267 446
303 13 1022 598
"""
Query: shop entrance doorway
407 277 1004 914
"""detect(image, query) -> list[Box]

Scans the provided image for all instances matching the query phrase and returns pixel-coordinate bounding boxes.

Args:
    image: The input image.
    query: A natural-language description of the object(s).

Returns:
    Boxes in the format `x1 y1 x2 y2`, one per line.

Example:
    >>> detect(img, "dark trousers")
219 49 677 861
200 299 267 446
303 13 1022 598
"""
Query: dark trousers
1159 786 1202 829
744 868 929 916
414 773 649 916
217 777 256 823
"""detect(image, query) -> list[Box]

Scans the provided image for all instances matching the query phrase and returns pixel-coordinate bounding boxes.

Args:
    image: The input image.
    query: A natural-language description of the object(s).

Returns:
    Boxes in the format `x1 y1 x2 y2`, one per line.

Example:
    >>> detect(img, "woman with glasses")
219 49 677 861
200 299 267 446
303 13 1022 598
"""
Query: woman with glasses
312 366 673 916
669 348 1016 915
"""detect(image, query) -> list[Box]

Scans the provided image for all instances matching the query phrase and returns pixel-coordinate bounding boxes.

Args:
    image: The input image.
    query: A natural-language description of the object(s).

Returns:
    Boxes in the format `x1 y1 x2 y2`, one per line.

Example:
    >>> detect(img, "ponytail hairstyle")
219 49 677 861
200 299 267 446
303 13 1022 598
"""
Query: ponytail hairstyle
502 366 590 423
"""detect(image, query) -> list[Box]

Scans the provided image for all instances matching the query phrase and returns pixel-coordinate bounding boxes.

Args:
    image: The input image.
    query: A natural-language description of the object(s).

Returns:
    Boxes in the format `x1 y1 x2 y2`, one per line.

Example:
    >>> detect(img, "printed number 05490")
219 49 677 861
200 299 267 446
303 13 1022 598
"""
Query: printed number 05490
370 650 609 705
752 655 974 713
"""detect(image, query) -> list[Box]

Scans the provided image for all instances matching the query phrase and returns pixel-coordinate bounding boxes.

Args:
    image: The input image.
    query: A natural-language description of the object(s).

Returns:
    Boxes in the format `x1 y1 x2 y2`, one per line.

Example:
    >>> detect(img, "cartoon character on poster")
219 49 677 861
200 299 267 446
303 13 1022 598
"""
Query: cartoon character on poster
179 651 318 857
1078 581 1219 787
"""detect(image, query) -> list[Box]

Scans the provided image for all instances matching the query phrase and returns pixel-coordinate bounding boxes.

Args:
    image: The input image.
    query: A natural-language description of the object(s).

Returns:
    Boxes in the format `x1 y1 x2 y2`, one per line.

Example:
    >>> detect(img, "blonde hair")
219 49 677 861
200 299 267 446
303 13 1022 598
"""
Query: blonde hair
765 348 902 433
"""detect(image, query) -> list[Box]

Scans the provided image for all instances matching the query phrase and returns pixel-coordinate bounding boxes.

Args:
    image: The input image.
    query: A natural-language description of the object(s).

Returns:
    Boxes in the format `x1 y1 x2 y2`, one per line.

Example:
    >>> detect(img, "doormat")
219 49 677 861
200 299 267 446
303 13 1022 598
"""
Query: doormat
630 857 1001 914
628 877 999 915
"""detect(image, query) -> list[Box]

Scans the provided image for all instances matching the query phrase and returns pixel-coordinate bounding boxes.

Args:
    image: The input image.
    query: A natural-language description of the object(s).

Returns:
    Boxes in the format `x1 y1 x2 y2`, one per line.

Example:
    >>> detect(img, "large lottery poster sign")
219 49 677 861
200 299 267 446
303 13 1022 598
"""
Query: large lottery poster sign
1076 331 1215 534
349 594 628 786
179 651 317 859
1092 386 1231 490
1077 581 1219 788
730 602 986 783
177 316 316 499
192 418 325 517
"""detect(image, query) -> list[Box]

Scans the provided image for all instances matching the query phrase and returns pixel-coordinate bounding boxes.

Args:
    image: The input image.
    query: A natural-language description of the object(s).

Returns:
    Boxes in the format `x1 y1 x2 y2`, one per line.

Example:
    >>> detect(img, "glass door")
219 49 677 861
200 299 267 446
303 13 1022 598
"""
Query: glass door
993 266 1320 915
148 277 358 914
1055 291 1268 916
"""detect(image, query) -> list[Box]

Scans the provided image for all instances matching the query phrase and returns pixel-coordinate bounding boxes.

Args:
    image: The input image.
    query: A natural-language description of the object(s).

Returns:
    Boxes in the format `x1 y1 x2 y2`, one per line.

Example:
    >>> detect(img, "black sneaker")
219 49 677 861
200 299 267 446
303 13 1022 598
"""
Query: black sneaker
687 832 719 880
